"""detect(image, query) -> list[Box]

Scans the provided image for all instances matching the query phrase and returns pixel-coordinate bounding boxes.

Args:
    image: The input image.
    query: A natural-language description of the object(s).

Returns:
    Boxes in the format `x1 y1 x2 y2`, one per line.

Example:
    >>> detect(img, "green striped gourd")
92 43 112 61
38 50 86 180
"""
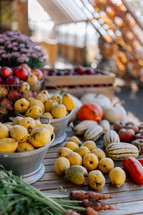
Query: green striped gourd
99 119 110 132
84 125 103 142
103 130 120 147
106 142 139 160
74 120 98 135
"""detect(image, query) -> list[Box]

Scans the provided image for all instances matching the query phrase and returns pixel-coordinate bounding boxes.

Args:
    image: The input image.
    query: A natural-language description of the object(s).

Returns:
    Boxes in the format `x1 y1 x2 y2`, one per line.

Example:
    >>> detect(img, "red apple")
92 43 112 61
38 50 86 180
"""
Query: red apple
75 66 85 75
85 68 96 75
132 139 143 155
31 69 43 80
15 67 28 80
8 90 21 100
20 64 31 74
0 76 2 84
113 121 126 132
48 68 58 76
125 123 139 134
0 67 13 79
6 76 20 85
118 128 135 142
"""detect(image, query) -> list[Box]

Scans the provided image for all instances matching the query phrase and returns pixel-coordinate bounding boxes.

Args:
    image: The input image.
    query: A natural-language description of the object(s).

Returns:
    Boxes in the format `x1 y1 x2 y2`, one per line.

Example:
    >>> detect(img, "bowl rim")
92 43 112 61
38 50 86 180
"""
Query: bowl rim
0 133 55 158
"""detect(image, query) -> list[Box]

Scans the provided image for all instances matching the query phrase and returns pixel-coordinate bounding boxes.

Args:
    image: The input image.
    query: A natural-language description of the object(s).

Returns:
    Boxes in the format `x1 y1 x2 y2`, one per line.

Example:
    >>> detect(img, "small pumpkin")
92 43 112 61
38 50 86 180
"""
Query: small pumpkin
77 103 103 122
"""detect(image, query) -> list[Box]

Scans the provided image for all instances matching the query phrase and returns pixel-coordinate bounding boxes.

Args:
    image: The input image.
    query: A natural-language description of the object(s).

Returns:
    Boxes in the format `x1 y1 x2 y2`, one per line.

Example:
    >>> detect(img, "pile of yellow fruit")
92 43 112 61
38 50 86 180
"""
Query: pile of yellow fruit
0 116 54 153
54 136 126 190
14 90 76 119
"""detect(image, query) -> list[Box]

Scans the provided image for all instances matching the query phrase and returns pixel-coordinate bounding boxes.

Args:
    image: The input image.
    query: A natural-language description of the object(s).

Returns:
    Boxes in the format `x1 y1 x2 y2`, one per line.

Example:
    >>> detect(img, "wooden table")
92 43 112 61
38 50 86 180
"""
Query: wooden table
33 127 143 215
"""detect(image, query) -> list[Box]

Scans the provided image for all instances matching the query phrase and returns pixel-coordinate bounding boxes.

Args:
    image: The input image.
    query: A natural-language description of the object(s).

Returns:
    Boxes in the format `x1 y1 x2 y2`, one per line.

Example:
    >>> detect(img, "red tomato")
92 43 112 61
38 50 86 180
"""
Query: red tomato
77 103 103 122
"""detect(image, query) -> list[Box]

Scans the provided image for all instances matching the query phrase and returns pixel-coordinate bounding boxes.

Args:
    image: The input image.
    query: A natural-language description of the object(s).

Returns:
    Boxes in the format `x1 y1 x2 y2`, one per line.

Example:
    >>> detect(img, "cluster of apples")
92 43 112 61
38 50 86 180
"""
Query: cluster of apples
54 136 126 190
113 121 143 154
0 64 44 107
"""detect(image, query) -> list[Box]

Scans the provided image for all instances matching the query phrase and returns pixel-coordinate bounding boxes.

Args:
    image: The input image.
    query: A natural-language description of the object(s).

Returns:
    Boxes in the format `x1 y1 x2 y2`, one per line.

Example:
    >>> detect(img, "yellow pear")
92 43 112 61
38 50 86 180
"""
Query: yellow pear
42 112 53 119
91 148 106 161
62 93 76 111
17 141 35 152
38 90 50 99
57 147 73 158
39 124 54 135
82 141 96 151
99 158 114 174
4 122 13 130
29 127 51 148
88 170 105 191
10 125 28 143
64 141 79 151
0 138 18 153
35 119 41 127
0 123 9 139
44 99 58 112
54 157 70 176
68 136 82 146
27 97 36 103
14 98 30 114
20 117 36 133
25 105 43 119
66 151 82 166
36 94 48 104
109 167 126 187
50 94 62 104
65 165 88 185
83 153 99 171
12 116 23 125
51 104 66 118
75 146 90 158
29 99 45 113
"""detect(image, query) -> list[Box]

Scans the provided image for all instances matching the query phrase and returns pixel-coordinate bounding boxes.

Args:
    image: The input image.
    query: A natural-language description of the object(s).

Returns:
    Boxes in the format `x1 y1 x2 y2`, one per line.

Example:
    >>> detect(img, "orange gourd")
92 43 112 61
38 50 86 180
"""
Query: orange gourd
77 103 103 122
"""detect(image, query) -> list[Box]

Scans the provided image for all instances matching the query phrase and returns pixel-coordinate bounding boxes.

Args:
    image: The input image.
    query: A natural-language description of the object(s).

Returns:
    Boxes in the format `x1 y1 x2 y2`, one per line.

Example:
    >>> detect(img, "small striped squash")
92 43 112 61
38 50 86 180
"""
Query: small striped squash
106 142 139 160
103 130 120 147
74 120 98 135
99 119 110 132
84 125 103 142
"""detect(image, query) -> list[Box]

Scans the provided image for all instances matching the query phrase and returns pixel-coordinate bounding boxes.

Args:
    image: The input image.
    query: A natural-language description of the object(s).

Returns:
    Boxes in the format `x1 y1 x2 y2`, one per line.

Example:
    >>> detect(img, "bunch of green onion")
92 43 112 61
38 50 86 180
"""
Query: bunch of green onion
0 166 84 215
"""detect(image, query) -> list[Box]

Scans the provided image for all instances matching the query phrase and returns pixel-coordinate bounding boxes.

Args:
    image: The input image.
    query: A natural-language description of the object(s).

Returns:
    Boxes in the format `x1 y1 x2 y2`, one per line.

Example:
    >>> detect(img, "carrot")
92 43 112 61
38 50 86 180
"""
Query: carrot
64 210 81 215
85 207 99 215
81 199 117 211
70 190 113 201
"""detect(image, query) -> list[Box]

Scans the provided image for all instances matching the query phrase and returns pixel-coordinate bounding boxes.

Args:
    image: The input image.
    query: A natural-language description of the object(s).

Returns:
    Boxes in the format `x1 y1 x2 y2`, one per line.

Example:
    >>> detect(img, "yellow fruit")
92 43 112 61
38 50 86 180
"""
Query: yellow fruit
99 158 114 174
83 153 99 171
0 86 8 97
50 94 62 104
10 125 28 143
57 147 73 158
74 146 90 158
29 99 45 113
19 82 30 93
91 148 106 161
38 90 50 99
66 151 82 166
20 117 36 133
12 116 23 125
62 93 76 111
39 124 54 135
42 112 53 119
54 157 70 176
36 94 48 104
64 141 79 151
0 138 18 153
44 99 58 113
51 104 66 118
0 123 9 139
17 141 35 152
82 141 96 151
35 119 41 127
65 165 88 185
68 136 82 146
109 167 126 187
88 170 105 191
27 97 36 103
25 105 43 119
14 98 30 114
4 122 13 130
29 127 51 148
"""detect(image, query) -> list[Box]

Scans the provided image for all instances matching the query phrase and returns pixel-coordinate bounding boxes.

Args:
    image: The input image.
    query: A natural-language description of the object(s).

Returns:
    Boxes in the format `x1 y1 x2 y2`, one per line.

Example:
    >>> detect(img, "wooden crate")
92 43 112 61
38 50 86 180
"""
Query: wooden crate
44 71 115 99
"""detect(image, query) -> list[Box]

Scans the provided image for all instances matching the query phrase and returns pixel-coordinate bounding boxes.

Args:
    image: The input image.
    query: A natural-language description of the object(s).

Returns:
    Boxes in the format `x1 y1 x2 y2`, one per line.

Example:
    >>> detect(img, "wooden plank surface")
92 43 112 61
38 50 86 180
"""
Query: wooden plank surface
33 127 143 215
